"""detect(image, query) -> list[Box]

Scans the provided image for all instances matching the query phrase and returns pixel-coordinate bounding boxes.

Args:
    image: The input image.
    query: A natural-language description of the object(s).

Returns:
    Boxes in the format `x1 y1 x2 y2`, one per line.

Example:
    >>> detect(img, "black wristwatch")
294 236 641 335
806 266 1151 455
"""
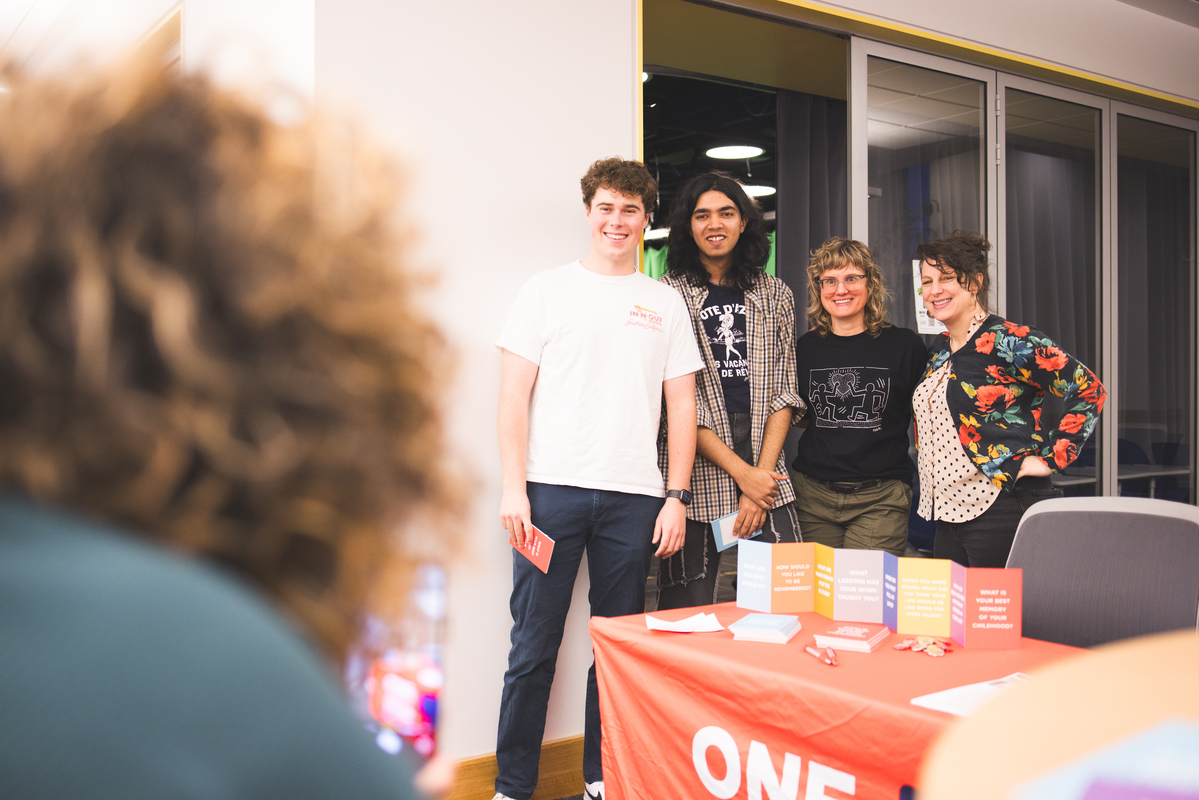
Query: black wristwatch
665 489 692 506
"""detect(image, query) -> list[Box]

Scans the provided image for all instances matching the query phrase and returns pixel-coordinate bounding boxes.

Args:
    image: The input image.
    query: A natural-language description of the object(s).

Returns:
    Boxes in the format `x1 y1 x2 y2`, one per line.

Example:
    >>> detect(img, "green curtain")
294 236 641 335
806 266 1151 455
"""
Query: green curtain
642 232 776 279
642 245 668 279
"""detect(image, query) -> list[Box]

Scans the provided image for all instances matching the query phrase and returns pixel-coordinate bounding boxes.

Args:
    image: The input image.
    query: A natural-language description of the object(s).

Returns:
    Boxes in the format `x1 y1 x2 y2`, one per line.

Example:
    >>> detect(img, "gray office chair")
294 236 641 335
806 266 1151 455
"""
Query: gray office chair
1006 497 1199 648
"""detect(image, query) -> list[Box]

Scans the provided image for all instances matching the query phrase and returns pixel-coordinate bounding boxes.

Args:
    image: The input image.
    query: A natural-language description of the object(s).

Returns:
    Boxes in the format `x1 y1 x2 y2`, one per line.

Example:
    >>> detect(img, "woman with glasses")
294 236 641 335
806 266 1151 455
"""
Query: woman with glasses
913 231 1105 567
790 237 927 555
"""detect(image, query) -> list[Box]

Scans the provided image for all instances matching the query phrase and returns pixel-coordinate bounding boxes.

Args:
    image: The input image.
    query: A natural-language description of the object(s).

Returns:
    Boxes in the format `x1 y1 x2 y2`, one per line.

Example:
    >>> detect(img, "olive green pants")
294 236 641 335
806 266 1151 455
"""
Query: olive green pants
790 470 911 556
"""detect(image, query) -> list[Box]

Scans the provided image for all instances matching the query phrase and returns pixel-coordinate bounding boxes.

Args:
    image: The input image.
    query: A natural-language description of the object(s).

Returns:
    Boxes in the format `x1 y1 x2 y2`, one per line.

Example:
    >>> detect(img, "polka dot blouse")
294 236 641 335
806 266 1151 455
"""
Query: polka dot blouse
913 354 1001 523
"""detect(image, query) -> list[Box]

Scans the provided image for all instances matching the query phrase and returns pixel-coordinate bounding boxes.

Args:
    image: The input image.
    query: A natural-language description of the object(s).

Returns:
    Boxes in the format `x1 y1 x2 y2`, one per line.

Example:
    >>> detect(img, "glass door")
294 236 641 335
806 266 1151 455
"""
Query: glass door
999 79 1106 496
847 39 1199 505
850 40 995 330
1114 109 1197 503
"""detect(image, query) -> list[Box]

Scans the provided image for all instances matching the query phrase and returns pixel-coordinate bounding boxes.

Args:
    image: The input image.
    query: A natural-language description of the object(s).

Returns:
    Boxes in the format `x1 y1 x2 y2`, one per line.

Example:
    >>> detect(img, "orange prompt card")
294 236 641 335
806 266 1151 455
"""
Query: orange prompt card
510 525 555 574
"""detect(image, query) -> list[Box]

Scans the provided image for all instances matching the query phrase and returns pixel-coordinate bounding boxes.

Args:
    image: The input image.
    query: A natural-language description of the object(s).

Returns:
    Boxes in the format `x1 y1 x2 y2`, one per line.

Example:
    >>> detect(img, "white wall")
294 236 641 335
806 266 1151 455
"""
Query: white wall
185 0 314 99
1 0 172 71
2 0 313 99
816 0 1199 105
315 0 639 759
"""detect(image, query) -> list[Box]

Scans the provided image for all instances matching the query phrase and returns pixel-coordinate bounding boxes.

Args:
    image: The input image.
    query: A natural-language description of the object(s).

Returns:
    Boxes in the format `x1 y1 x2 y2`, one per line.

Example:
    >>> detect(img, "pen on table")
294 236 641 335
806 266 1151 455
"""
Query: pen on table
805 645 836 666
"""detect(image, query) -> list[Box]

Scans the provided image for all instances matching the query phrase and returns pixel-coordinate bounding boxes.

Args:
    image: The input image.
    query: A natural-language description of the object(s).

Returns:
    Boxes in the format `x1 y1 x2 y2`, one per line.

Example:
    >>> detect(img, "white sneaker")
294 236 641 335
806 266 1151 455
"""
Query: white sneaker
491 794 517 800
584 780 605 800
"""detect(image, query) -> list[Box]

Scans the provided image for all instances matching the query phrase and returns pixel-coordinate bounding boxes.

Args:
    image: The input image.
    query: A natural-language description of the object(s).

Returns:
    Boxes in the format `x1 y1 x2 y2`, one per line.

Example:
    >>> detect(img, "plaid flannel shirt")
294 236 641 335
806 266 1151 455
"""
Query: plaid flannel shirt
658 271 806 523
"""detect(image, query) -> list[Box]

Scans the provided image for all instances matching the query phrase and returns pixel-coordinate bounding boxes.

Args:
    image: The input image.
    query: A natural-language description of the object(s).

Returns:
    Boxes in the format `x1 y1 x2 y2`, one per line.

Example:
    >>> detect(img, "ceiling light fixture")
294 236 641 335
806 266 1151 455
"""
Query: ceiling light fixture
742 185 776 197
642 72 650 83
706 145 763 159
643 227 670 241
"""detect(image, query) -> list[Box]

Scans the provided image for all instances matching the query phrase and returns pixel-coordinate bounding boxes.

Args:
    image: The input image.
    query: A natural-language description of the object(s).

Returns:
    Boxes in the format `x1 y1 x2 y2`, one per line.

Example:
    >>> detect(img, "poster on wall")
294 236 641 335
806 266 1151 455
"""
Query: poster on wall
913 260 948 335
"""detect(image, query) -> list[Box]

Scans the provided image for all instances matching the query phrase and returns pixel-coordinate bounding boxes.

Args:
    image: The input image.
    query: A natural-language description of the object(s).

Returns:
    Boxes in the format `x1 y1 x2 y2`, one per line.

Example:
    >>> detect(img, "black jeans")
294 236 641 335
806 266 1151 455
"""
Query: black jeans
656 507 800 609
658 411 801 609
932 475 1061 568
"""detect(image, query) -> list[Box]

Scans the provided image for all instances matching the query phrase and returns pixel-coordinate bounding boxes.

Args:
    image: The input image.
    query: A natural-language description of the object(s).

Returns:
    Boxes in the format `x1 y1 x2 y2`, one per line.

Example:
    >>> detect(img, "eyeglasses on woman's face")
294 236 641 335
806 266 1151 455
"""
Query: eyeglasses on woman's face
818 274 867 291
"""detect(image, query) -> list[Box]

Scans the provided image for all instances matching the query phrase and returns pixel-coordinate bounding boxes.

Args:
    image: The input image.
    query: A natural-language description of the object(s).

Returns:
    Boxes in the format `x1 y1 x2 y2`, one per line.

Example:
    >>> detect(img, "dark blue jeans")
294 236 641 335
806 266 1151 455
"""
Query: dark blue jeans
495 482 663 800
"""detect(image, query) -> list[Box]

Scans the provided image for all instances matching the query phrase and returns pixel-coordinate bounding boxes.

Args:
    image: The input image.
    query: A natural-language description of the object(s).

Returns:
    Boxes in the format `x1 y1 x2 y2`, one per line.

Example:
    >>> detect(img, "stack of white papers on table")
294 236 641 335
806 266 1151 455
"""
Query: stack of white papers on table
910 672 1031 717
645 612 724 633
728 613 802 644
813 622 892 653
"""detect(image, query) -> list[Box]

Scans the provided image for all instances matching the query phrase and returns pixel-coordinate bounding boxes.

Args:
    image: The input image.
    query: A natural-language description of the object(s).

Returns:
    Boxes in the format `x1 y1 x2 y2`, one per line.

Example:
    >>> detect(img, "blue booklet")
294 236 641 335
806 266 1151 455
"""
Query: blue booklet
713 510 762 552
728 613 802 644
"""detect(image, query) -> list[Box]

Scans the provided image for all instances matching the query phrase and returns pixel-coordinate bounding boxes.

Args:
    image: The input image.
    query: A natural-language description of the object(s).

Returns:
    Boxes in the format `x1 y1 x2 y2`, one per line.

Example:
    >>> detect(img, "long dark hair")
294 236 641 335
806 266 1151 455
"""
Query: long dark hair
664 171 770 290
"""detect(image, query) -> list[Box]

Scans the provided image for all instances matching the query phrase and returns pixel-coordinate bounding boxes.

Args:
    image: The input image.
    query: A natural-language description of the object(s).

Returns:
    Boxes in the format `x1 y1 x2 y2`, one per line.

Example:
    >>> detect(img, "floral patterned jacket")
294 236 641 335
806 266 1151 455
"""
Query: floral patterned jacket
919 315 1107 491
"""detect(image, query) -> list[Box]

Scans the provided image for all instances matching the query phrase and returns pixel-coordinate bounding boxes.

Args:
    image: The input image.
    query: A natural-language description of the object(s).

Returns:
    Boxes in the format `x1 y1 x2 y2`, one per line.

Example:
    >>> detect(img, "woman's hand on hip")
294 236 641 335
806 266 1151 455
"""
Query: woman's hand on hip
1016 455 1051 479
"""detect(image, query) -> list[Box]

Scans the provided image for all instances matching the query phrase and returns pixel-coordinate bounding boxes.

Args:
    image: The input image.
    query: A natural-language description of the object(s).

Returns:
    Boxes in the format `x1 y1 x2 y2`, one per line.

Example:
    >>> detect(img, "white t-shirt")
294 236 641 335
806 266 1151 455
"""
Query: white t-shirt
497 261 703 497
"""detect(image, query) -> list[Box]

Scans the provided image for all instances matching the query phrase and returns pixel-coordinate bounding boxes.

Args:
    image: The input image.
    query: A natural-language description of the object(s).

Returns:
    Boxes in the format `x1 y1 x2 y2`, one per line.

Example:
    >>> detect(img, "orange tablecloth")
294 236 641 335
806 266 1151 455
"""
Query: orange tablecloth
590 603 1083 800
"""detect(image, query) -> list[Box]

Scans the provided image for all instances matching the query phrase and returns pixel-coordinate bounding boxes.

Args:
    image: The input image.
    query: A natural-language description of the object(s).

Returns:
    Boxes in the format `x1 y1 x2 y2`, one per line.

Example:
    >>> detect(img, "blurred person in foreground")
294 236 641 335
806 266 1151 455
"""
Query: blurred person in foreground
0 61 456 798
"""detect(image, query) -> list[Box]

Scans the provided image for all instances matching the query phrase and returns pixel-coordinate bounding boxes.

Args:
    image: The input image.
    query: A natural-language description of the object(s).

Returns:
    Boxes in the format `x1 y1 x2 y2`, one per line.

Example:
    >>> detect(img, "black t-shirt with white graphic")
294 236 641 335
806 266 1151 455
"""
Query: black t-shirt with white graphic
791 324 927 483
700 283 750 414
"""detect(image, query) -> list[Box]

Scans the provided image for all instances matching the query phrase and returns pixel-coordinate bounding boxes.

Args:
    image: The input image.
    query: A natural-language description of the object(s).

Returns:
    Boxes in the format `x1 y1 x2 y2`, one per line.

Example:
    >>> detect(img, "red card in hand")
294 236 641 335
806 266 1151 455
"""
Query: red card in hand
509 525 555 574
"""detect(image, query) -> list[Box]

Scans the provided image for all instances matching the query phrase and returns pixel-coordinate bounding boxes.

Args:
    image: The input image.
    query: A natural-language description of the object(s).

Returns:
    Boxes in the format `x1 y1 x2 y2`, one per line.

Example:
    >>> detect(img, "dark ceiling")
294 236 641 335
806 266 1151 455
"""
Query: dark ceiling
642 71 778 230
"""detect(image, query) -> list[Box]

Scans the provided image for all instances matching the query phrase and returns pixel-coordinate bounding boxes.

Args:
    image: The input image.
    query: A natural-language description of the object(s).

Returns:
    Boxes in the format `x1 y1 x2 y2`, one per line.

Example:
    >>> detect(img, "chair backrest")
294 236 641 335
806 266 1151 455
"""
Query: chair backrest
1006 497 1199 648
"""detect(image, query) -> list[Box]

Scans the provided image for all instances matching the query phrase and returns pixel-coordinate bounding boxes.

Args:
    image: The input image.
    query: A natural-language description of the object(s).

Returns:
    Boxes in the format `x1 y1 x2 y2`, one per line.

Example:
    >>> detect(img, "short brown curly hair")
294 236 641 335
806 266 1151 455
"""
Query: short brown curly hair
915 230 992 312
806 237 891 337
0 61 455 660
580 156 657 216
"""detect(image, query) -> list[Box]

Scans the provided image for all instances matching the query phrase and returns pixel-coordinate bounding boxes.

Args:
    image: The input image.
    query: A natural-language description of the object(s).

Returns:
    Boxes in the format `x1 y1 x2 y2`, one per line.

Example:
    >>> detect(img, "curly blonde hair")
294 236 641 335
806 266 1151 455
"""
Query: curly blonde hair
0 61 454 659
806 237 891 337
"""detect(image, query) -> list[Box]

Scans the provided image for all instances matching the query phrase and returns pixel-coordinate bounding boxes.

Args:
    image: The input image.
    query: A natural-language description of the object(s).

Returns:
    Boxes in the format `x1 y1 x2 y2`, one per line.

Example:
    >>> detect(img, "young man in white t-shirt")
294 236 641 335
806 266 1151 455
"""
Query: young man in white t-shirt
493 158 704 800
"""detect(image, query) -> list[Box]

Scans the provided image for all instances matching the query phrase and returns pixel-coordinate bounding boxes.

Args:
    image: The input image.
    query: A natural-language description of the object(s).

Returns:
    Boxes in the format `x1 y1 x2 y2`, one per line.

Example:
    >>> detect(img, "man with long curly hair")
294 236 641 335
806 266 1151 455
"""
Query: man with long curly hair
0 62 453 798
655 171 806 610
493 157 702 800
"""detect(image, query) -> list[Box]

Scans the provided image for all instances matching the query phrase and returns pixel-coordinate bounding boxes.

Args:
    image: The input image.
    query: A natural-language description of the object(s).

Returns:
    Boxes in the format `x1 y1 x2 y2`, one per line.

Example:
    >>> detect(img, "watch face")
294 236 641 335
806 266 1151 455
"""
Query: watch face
668 489 692 505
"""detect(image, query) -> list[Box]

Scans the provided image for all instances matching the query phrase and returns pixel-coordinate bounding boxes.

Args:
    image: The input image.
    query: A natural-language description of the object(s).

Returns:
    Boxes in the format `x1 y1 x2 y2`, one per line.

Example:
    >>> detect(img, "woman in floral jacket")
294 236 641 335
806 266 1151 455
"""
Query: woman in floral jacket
913 231 1106 567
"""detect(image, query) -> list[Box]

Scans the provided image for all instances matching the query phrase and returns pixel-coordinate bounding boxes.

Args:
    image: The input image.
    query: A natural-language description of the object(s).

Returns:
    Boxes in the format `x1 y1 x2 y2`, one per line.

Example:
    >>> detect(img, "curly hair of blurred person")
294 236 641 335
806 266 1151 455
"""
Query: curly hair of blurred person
0 62 455 661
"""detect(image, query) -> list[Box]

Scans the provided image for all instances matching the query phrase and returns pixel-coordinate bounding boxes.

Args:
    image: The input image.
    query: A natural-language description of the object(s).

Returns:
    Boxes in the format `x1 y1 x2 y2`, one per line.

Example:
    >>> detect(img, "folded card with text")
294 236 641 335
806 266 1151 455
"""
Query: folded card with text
509 525 555 574
737 541 1022 648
